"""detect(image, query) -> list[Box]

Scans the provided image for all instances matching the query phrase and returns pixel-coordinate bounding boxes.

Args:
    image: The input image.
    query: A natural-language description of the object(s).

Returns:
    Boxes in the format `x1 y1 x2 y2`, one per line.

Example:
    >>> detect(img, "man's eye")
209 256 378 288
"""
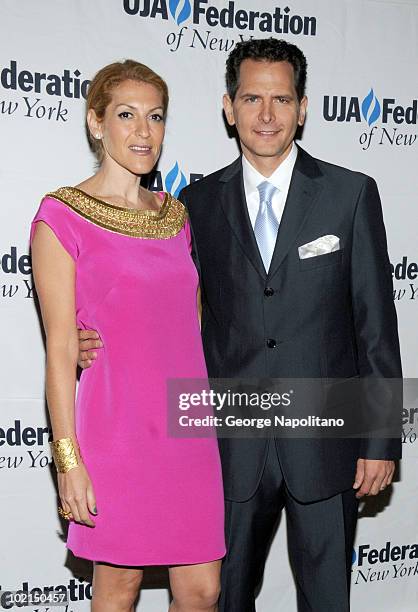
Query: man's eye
246 97 258 103
118 111 132 119
277 97 289 104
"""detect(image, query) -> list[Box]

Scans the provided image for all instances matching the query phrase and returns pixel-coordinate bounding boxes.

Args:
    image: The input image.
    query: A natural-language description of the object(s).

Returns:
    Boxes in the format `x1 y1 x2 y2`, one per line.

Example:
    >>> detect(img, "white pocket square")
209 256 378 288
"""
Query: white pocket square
298 235 340 259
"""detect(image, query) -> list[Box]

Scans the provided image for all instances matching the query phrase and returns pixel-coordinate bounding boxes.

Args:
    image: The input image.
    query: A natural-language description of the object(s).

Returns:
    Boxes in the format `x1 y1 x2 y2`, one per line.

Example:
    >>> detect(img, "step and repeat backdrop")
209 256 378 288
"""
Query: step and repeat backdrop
1 1 417 610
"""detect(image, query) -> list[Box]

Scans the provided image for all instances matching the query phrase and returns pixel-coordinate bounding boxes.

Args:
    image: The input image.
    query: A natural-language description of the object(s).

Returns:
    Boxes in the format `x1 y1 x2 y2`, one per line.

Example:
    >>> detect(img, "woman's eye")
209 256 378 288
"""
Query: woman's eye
118 111 132 119
150 114 164 122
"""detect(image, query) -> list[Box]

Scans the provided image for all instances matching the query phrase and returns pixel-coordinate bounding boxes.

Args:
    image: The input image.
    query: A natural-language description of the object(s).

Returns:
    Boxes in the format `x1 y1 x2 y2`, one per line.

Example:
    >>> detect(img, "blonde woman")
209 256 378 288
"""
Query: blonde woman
31 60 225 612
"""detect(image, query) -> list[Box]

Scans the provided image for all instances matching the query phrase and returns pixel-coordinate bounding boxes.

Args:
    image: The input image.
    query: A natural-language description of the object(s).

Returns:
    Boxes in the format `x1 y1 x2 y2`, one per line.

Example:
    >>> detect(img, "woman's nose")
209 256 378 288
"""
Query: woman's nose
134 118 151 138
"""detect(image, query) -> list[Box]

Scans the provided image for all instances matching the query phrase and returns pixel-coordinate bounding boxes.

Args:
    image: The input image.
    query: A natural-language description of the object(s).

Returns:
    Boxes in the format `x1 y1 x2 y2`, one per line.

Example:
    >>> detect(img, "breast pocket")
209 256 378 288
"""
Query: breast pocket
299 248 343 271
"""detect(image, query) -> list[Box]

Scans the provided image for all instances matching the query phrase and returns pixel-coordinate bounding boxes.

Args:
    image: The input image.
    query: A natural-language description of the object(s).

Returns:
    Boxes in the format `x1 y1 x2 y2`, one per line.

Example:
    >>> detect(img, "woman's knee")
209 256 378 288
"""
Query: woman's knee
93 564 142 607
172 578 221 609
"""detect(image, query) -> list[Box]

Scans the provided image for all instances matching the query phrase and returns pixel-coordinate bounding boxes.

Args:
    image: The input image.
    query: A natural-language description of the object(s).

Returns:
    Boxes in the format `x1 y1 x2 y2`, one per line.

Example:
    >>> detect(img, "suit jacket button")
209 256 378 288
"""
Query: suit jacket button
264 287 275 297
267 339 277 349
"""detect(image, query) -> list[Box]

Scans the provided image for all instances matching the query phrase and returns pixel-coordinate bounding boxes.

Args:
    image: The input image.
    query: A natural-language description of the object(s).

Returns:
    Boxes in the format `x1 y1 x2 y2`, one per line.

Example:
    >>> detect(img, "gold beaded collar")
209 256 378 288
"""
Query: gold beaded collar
45 186 187 239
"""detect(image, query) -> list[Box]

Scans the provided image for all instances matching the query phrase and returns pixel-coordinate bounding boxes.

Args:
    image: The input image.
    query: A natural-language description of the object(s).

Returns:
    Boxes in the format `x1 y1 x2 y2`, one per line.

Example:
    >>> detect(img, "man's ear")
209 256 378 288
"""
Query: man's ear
223 94 235 127
298 96 308 127
87 108 102 139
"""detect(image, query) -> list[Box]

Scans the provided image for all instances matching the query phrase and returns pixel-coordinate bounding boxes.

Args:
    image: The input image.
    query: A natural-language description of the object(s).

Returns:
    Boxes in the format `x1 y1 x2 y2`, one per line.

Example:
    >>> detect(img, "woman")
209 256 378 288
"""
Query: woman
30 60 225 612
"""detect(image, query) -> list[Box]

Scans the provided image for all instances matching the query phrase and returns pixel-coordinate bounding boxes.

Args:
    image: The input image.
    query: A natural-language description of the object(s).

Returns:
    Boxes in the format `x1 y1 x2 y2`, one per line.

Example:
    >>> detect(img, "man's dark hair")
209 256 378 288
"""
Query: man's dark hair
226 38 307 102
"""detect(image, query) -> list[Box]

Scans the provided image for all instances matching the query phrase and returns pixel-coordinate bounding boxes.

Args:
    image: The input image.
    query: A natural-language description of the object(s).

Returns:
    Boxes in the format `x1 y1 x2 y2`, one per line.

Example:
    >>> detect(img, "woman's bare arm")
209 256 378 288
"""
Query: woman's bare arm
32 222 96 526
32 222 78 438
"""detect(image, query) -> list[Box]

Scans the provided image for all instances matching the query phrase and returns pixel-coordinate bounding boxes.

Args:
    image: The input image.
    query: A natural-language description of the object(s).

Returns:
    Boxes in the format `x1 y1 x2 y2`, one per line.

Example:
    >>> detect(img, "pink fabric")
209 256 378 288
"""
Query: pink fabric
30 194 225 566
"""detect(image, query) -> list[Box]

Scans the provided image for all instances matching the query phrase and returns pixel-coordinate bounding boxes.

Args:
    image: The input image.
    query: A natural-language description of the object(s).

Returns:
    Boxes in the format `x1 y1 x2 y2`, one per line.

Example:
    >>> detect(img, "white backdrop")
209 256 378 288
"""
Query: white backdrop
1 1 417 610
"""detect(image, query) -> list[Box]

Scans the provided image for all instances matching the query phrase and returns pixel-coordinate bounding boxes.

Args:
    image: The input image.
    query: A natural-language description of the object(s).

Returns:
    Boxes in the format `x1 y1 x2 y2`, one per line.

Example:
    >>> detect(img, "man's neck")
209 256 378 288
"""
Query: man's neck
242 142 295 178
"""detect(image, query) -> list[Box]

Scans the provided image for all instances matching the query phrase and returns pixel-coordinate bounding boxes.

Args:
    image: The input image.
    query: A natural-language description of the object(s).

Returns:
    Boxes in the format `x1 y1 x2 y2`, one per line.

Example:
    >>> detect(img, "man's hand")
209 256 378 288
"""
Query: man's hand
78 329 103 369
353 458 395 498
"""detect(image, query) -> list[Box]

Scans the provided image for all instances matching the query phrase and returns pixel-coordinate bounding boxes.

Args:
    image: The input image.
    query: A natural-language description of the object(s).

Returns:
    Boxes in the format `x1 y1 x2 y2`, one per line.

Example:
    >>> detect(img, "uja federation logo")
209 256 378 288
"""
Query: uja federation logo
361 88 381 126
323 88 417 150
149 161 203 198
124 1 317 53
169 0 191 26
164 161 188 196
351 541 418 585
391 256 418 303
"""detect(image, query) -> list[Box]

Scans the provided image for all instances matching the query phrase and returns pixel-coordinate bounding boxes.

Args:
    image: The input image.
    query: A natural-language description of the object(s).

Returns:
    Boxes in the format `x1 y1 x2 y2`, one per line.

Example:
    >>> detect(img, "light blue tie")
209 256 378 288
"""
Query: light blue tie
254 181 279 272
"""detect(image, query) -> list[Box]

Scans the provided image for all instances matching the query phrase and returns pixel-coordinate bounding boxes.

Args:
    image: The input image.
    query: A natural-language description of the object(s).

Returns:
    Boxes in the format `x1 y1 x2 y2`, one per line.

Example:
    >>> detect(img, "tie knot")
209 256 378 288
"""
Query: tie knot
257 181 277 204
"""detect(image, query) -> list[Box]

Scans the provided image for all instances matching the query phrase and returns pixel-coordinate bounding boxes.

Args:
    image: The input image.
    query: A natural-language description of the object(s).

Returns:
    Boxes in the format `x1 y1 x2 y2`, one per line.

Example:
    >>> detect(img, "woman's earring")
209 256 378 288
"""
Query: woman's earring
96 133 101 139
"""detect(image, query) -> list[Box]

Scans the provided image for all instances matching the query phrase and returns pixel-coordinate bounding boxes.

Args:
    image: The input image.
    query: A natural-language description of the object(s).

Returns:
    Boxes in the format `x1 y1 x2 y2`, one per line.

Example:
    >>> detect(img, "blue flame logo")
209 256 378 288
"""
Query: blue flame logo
361 88 381 126
169 0 191 25
352 549 357 565
165 162 187 198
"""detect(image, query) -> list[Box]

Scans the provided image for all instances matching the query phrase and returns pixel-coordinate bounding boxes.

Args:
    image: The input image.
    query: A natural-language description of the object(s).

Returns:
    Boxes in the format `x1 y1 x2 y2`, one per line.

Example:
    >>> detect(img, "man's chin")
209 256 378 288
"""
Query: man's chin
246 147 289 159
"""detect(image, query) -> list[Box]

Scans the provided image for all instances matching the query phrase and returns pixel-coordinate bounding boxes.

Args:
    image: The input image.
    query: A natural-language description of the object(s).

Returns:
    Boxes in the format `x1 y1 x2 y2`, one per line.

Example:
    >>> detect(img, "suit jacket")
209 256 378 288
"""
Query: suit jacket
179 145 402 503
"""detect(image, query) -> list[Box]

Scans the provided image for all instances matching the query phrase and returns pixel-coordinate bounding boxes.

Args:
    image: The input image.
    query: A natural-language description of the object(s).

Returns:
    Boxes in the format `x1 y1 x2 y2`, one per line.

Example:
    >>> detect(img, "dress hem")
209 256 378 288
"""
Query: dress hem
67 544 226 567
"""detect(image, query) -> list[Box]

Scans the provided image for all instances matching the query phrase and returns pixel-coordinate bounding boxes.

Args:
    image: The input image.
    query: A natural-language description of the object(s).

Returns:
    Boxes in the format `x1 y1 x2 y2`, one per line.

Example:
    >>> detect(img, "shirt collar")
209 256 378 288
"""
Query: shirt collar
242 141 298 195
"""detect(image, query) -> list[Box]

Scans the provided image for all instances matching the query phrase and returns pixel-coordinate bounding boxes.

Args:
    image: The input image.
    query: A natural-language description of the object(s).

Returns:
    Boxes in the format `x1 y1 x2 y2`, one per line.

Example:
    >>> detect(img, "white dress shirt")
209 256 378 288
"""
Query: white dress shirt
242 142 298 229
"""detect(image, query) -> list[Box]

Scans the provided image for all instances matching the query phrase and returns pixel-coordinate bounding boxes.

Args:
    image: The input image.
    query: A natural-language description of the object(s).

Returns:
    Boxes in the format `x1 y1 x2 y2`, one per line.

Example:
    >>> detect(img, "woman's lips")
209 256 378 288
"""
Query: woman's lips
129 145 152 155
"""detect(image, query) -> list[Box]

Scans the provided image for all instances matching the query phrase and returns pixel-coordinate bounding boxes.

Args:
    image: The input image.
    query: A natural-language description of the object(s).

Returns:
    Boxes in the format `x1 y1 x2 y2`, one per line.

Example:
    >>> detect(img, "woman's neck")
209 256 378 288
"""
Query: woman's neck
76 160 154 210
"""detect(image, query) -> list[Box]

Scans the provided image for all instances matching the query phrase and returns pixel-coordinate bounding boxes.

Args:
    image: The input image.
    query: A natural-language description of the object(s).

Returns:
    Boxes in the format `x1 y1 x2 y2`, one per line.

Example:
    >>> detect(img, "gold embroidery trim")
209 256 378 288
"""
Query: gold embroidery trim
45 187 187 239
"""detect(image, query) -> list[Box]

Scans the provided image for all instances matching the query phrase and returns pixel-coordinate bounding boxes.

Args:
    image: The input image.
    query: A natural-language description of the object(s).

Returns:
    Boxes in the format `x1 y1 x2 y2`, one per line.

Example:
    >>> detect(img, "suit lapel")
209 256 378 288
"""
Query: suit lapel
219 157 266 280
268 147 323 280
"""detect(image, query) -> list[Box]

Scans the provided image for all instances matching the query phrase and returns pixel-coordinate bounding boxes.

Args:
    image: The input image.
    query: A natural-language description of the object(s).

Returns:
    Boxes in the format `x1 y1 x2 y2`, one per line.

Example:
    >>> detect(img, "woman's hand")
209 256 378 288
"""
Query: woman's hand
58 463 97 527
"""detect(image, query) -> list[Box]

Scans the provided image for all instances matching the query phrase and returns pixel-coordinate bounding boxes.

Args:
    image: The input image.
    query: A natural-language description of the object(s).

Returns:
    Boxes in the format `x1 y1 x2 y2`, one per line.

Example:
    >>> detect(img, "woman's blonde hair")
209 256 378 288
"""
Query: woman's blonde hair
86 59 169 161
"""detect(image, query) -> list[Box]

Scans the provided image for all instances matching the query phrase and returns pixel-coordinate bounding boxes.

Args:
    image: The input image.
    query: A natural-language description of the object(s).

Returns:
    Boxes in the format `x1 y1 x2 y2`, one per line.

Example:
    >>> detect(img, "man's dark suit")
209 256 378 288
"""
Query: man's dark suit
179 145 402 611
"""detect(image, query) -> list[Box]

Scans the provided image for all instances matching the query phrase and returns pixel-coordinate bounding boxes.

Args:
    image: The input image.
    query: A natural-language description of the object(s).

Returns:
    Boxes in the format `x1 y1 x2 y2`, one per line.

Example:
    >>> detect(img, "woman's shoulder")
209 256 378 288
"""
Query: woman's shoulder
162 192 189 237
37 186 80 215
31 188 83 259
34 187 90 231
42 186 83 208
38 186 103 226
164 191 188 216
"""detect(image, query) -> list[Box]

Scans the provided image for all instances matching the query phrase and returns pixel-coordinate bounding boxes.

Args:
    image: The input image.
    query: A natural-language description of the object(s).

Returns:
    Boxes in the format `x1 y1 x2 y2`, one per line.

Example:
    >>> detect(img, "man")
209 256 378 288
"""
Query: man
79 39 402 611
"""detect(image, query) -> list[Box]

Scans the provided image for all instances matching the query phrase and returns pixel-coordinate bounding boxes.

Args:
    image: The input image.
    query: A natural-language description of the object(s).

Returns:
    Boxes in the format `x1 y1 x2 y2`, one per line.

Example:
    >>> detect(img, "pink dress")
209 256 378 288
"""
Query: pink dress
30 187 225 566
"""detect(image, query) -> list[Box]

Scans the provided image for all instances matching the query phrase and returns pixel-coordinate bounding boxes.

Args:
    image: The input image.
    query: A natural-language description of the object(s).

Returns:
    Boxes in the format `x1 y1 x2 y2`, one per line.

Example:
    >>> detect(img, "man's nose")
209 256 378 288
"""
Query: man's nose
259 101 275 123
